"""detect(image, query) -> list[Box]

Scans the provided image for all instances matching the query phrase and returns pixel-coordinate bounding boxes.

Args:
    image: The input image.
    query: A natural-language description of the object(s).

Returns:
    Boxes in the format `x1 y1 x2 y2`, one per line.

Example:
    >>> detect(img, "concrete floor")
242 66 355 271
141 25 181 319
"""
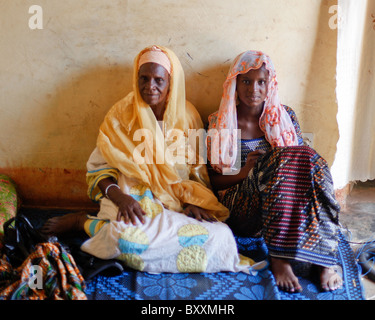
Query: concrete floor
339 179 375 300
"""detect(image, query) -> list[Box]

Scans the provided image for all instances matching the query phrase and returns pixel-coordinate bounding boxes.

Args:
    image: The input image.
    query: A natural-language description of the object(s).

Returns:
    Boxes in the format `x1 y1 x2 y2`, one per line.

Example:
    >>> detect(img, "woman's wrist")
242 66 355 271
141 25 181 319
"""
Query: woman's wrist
106 187 135 210
104 183 120 198
106 185 126 204
238 165 251 180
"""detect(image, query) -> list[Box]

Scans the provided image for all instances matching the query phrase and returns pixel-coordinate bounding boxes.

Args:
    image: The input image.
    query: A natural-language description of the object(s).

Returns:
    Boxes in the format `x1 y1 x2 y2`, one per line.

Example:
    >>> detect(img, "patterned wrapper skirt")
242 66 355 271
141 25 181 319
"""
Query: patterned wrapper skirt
220 146 341 267
0 242 87 300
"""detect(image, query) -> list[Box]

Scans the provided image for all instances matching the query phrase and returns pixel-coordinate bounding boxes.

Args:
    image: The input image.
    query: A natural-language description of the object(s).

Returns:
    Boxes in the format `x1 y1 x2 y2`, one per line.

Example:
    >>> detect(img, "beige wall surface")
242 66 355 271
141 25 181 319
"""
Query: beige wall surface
0 0 338 206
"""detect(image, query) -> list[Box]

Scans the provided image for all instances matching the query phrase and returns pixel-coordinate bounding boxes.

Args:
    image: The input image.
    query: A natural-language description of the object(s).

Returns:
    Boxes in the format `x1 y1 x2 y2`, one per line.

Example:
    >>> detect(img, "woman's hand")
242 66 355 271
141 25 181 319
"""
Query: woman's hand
240 149 266 178
208 149 267 191
183 204 217 222
114 193 147 225
99 178 146 225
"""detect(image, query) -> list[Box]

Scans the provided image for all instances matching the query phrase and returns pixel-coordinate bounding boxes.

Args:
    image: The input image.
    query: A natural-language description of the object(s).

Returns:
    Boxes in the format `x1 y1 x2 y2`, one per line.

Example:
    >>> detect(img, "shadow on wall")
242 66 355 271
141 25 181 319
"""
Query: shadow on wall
350 0 375 180
300 0 338 166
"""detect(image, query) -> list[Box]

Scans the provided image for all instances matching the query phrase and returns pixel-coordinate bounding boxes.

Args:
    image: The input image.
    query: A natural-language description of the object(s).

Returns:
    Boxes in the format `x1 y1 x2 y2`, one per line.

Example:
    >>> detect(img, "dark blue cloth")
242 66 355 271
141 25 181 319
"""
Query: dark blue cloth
85 232 364 300
19 207 364 300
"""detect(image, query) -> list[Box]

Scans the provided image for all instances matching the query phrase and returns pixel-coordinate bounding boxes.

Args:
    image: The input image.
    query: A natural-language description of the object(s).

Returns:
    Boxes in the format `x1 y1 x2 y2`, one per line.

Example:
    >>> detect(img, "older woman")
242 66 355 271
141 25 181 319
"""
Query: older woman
207 50 342 292
42 45 265 274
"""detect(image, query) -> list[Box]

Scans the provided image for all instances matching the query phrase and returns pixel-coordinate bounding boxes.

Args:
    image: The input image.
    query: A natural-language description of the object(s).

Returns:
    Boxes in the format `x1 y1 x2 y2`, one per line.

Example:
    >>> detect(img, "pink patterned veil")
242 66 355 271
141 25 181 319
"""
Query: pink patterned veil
207 50 298 173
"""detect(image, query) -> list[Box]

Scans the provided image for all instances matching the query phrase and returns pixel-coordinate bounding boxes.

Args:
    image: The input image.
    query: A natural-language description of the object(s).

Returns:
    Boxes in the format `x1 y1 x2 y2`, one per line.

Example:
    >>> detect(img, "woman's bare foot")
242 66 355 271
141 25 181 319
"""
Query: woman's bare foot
41 211 88 236
318 266 343 291
271 257 302 293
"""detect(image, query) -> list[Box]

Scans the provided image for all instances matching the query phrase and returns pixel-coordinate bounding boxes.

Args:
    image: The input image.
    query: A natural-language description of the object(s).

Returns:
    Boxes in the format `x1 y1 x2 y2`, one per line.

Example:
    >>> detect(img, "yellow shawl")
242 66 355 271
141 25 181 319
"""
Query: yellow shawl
93 46 228 220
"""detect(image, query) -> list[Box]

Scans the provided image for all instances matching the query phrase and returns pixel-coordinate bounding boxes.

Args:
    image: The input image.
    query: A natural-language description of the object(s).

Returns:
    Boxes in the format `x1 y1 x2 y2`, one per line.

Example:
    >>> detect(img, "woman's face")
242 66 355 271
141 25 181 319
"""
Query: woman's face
138 62 170 108
236 65 269 108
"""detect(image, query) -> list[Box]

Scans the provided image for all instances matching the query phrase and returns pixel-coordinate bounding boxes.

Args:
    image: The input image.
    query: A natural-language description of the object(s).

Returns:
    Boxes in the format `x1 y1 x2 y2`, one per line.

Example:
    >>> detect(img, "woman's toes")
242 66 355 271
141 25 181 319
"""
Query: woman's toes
320 266 343 291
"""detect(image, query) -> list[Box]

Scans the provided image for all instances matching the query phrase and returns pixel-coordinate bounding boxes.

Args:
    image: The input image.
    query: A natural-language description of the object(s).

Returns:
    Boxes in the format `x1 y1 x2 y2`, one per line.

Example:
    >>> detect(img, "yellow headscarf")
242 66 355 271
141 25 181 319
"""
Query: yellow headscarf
96 45 228 220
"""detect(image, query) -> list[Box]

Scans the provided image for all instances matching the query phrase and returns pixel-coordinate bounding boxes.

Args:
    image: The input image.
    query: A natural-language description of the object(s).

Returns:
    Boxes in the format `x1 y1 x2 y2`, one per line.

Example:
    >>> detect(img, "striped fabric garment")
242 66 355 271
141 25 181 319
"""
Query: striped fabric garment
220 146 341 267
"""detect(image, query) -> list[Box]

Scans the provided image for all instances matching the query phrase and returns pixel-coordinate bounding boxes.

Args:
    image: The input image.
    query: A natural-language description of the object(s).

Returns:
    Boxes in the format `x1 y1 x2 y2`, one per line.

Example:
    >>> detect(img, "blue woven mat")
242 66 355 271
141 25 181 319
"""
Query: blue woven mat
85 231 365 300
18 208 364 300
